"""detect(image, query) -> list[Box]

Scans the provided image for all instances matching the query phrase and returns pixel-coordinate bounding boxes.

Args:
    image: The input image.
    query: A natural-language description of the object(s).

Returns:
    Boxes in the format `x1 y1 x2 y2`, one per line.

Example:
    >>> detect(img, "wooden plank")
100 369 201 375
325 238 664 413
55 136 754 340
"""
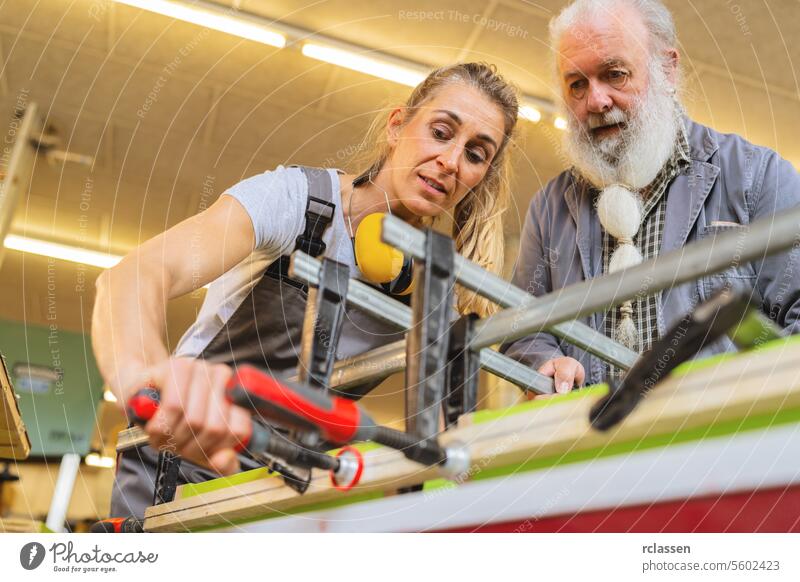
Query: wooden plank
0 354 30 460
144 342 800 532
0 518 46 533
0 430 19 444
216 426 800 532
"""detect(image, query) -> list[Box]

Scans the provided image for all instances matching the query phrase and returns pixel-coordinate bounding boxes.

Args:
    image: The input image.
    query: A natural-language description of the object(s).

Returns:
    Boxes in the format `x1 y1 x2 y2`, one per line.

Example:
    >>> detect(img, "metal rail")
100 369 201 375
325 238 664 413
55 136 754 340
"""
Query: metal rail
471 207 800 349
289 252 554 394
381 215 639 369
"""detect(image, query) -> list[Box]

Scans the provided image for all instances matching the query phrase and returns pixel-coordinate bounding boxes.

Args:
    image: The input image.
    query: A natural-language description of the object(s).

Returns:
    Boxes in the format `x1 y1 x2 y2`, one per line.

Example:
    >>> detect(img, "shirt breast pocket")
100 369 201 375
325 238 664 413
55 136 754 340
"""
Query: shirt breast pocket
695 223 760 303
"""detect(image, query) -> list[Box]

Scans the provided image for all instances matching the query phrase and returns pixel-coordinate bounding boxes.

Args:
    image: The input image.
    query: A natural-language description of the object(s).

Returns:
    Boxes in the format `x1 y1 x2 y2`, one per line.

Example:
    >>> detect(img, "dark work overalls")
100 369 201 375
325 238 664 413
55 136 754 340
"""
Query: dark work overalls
110 167 405 519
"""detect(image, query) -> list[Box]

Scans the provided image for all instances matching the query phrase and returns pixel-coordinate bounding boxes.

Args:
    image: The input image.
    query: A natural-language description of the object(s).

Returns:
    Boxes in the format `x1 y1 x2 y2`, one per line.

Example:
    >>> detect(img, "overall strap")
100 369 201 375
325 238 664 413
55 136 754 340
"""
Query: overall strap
265 167 337 289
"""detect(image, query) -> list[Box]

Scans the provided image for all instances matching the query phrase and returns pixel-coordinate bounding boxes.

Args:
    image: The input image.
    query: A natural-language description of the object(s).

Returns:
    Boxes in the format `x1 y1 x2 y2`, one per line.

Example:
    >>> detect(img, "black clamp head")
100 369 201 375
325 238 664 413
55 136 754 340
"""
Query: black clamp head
590 288 752 431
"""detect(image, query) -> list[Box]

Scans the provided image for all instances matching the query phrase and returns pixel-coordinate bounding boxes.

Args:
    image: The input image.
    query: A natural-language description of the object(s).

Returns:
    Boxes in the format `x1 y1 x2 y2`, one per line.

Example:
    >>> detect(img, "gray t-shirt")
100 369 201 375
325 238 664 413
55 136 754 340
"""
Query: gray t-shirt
174 166 356 358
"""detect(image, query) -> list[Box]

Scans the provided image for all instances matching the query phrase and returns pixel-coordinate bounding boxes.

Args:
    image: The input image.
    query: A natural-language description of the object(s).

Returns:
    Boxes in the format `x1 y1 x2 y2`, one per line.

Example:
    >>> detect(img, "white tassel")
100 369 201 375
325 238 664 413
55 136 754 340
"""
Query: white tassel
615 302 638 349
596 184 644 351
615 310 639 349
609 243 642 273
596 184 643 242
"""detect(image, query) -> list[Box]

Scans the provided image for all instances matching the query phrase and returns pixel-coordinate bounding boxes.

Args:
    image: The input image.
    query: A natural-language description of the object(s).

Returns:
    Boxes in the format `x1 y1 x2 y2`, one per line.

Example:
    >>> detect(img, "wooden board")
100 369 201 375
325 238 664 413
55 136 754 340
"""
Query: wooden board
144 339 800 532
0 355 30 460
0 518 46 533
219 426 800 532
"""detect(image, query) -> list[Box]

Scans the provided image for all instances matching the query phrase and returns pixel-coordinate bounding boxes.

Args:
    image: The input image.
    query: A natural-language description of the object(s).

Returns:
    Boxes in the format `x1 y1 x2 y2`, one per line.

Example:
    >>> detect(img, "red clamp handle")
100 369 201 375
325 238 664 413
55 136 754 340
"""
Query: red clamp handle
225 365 369 445
125 387 253 452
125 366 373 452
90 517 144 533
126 387 160 425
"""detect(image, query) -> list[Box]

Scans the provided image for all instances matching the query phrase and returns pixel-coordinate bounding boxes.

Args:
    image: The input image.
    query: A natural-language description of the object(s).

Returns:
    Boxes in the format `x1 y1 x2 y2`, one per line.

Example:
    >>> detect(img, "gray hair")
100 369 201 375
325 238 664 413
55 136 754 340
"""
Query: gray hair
549 0 677 59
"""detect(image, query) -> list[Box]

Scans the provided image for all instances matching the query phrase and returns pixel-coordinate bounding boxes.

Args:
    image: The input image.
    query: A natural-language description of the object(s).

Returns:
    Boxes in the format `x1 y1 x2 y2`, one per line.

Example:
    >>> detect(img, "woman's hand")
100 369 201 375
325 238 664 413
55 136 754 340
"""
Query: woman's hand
527 357 586 400
123 358 252 476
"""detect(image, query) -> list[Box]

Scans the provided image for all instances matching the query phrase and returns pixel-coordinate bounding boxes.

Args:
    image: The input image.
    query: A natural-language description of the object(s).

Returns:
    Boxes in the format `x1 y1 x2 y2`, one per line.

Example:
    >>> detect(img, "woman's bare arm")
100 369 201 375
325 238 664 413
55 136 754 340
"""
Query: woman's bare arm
92 194 254 399
91 195 255 474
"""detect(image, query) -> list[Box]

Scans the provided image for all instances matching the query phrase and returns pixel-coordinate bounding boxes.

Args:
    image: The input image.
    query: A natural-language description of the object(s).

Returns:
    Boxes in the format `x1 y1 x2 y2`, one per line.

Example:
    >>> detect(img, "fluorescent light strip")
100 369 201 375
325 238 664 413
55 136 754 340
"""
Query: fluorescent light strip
519 102 542 123
113 0 286 48
303 43 553 125
554 116 568 130
116 0 557 124
4 235 211 290
4 234 122 268
85 453 115 469
302 43 427 88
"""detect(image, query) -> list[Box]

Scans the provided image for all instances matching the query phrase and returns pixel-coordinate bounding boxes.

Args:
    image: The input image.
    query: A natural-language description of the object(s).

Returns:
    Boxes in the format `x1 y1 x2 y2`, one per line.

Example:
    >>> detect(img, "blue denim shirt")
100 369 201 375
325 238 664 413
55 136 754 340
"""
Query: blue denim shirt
502 118 800 385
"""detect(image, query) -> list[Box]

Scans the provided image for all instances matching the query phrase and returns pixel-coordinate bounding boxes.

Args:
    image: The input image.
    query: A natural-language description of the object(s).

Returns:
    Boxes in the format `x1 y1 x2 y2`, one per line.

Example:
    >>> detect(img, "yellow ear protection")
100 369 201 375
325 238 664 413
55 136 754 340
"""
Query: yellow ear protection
353 212 415 296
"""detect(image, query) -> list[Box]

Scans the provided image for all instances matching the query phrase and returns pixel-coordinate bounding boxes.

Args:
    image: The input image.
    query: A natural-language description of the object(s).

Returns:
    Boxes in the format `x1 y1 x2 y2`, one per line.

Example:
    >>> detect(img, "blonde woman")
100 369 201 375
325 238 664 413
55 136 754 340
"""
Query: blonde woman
92 62 519 519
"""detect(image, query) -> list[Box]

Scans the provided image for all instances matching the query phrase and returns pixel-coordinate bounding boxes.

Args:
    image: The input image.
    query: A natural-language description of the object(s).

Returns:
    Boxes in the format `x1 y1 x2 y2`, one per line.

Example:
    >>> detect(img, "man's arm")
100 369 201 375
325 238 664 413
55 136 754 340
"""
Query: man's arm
501 196 584 393
750 152 800 332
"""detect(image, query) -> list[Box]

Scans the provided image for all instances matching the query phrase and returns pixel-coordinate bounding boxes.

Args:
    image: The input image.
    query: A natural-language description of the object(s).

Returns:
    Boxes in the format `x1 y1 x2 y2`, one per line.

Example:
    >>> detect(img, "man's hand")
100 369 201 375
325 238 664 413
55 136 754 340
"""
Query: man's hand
532 357 586 399
122 358 252 476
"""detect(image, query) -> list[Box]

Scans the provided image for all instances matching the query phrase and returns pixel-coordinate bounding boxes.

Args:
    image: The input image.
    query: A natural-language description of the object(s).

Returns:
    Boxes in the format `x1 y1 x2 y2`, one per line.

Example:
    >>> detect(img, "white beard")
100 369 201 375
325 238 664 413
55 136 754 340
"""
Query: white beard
563 61 681 190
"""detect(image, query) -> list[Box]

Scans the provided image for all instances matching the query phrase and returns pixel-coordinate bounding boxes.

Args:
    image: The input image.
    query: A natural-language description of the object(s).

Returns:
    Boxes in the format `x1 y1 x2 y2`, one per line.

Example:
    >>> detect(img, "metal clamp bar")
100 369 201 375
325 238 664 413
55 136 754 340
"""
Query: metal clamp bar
444 314 480 428
291 252 412 328
297 258 350 391
289 252 554 395
406 229 455 441
381 214 638 370
324 340 549 396
153 451 181 506
471 206 800 350
589 289 752 432
324 340 408 392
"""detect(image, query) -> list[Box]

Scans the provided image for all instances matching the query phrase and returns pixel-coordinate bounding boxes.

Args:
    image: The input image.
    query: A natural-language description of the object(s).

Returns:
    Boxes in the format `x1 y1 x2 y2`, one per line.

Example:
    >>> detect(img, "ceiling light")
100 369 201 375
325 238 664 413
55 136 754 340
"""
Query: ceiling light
4 234 122 268
302 42 427 87
3 235 210 290
114 1 559 122
518 103 542 123
113 0 286 48
85 453 115 469
554 117 568 130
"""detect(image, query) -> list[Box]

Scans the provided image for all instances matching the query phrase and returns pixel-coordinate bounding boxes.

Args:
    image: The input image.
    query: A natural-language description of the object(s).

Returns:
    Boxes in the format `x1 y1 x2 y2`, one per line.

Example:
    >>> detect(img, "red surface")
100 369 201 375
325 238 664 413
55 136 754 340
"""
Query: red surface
127 390 159 423
438 484 800 533
230 365 362 444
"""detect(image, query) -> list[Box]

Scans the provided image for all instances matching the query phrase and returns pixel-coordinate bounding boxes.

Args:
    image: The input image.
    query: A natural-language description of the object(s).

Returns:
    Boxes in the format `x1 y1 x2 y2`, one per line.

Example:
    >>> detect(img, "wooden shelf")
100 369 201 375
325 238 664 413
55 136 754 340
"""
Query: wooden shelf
0 354 31 460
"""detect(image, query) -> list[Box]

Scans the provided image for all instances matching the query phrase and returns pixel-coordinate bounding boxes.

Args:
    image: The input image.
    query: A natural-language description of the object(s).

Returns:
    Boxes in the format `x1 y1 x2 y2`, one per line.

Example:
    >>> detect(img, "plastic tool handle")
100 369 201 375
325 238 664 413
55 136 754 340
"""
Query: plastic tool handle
125 386 364 487
225 365 375 445
90 517 144 533
126 387 160 426
125 388 255 454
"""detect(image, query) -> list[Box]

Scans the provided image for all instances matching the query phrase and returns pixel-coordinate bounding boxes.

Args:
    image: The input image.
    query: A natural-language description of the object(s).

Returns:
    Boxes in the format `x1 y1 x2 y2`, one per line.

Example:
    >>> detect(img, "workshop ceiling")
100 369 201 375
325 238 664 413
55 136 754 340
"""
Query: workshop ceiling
0 0 798 337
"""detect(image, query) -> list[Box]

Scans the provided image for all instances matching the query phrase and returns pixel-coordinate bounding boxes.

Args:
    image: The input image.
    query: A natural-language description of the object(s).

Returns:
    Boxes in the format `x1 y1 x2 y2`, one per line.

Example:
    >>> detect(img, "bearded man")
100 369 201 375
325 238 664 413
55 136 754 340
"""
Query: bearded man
502 0 800 390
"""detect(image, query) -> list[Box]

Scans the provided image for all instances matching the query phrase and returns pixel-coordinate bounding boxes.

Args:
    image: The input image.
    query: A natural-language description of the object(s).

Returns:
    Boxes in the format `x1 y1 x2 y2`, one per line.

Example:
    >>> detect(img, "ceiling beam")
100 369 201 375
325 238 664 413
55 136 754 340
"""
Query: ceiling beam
0 35 8 97
455 0 501 62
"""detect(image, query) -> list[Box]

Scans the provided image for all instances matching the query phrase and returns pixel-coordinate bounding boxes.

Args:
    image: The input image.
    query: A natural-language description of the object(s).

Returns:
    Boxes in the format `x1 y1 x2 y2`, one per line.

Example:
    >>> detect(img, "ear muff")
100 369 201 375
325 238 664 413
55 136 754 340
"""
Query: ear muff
353 212 415 296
